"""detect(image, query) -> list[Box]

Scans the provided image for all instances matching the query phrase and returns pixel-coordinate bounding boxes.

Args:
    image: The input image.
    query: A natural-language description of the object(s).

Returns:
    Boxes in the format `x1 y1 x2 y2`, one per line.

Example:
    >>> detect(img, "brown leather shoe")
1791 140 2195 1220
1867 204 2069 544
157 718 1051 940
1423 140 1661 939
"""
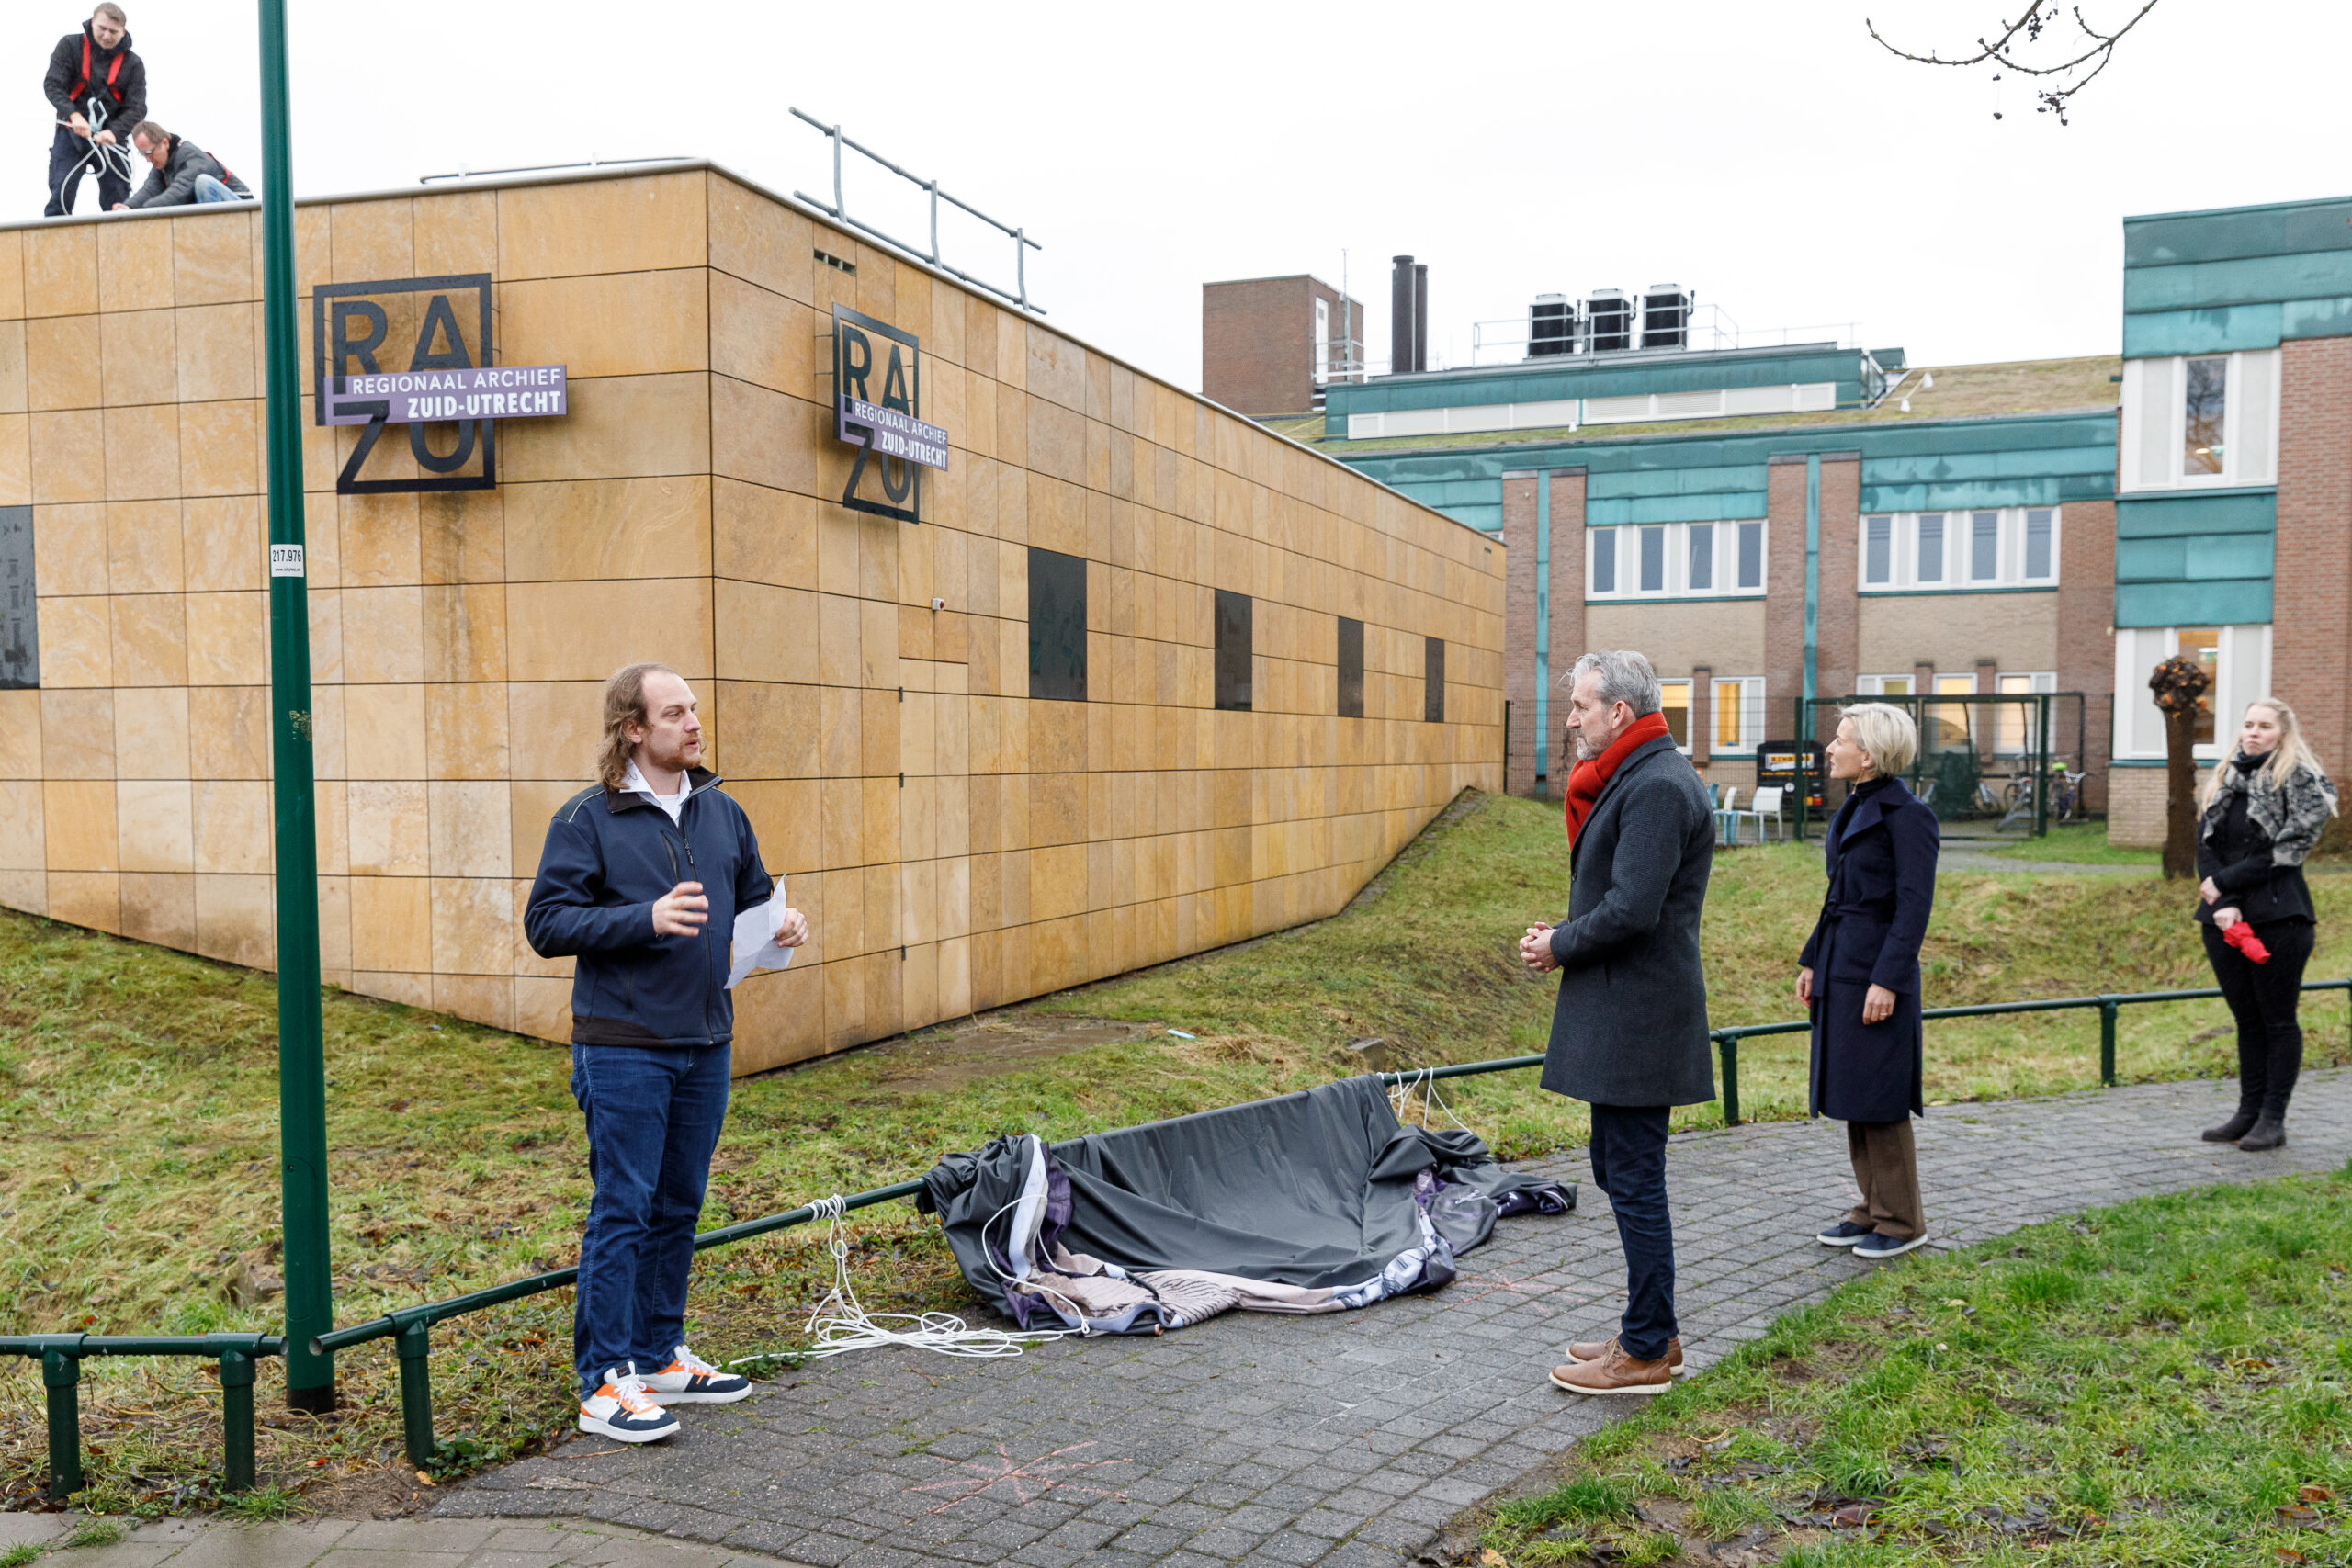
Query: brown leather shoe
1564 1335 1684 1373
1549 1342 1674 1395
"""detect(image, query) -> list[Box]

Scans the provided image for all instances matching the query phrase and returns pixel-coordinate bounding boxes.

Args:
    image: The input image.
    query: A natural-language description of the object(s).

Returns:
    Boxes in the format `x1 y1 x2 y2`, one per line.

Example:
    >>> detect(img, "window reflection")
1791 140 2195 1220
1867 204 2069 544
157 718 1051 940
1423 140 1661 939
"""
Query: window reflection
2184 357 2227 475
1659 680 1690 748
1215 590 1252 712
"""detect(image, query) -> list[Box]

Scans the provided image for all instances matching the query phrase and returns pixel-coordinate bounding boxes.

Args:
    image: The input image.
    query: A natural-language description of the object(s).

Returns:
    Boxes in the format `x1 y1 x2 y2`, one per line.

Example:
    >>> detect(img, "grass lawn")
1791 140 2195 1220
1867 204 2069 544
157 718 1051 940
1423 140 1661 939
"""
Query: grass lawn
1472 1166 2352 1567
2 789 2347 1512
1981 822 2159 866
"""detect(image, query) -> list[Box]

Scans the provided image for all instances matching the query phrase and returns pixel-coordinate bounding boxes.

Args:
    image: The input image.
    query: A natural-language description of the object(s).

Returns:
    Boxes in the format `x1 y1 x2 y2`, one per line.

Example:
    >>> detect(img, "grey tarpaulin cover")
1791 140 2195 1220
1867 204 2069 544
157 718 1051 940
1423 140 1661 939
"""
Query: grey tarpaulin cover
916 1075 1574 1335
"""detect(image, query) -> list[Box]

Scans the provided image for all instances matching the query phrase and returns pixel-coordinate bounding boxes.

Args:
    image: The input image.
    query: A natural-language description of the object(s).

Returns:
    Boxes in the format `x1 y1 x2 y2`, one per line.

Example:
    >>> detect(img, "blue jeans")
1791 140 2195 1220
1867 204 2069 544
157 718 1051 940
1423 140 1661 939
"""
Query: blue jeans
1589 1103 1677 1361
571 1043 730 1396
192 174 242 204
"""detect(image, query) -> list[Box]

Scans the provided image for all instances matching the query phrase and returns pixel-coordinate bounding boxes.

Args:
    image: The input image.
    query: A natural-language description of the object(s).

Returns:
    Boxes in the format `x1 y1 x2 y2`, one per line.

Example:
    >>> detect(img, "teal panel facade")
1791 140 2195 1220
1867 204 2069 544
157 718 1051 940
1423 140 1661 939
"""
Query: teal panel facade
1335 411 2117 533
2115 579 2273 627
2110 489 2275 629
2114 489 2276 538
1322 343 1875 424
2123 194 2352 356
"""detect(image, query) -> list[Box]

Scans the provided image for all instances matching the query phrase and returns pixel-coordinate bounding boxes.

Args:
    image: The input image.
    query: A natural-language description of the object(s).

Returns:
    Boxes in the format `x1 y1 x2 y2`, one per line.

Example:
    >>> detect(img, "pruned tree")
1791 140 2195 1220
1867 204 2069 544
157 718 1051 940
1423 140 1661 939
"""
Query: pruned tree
1868 1 2162 123
2149 654 2210 879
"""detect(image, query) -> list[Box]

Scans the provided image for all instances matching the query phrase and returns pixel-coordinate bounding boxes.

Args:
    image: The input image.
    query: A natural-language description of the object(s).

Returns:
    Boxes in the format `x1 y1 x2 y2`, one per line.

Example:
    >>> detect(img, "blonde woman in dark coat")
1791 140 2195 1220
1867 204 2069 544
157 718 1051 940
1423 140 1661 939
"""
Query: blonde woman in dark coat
2196 696 2337 1151
1796 703 1939 1260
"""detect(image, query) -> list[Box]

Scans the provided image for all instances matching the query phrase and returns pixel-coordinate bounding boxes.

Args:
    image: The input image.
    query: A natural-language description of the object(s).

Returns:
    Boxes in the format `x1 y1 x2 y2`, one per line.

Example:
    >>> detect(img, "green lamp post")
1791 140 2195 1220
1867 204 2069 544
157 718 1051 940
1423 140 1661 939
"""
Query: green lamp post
256 0 334 1413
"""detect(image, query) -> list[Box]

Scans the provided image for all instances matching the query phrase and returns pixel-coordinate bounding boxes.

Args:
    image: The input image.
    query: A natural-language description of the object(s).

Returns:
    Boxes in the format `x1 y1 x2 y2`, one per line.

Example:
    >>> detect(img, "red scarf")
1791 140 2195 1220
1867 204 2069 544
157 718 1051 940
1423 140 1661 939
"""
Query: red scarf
1563 711 1673 846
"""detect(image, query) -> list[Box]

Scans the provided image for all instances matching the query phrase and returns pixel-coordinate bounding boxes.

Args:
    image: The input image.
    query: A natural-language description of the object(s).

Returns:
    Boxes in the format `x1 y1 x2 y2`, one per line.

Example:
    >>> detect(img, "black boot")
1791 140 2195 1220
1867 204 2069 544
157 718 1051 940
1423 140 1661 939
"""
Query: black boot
2201 1108 2259 1143
2239 1114 2287 1152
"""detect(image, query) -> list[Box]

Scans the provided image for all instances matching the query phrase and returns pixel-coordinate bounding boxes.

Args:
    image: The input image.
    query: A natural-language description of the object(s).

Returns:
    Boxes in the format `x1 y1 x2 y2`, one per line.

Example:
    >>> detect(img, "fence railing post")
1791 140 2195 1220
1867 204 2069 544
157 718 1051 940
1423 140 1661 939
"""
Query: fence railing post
2099 996 2120 1087
397 1319 435 1471
42 1347 82 1500
219 1347 256 1493
1718 1033 1740 1127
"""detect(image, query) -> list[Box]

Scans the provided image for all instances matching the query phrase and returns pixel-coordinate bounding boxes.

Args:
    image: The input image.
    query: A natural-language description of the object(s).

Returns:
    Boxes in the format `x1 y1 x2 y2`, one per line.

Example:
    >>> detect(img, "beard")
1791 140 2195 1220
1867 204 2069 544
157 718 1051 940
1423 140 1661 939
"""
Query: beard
1570 727 1606 762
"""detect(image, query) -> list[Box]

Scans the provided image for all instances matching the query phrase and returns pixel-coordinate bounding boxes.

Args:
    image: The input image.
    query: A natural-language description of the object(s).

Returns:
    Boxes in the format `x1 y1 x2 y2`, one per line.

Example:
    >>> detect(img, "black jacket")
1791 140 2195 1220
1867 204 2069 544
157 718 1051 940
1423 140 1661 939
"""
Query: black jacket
524 769 775 1047
1802 774 1939 1122
2197 754 2323 927
44 25 146 129
125 135 251 209
1538 734 1718 1108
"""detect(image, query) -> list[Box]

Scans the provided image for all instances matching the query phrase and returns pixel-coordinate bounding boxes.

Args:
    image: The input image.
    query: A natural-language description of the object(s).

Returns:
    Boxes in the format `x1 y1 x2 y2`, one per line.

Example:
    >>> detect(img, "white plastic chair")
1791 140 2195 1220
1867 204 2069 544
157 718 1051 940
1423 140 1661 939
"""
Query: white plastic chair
1730 785 1785 845
1713 786 1740 846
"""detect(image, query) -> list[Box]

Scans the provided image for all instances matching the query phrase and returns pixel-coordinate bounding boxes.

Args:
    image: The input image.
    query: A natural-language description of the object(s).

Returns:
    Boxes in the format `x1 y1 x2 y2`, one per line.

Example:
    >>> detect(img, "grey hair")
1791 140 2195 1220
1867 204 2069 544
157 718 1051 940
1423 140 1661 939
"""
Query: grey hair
1566 650 1663 716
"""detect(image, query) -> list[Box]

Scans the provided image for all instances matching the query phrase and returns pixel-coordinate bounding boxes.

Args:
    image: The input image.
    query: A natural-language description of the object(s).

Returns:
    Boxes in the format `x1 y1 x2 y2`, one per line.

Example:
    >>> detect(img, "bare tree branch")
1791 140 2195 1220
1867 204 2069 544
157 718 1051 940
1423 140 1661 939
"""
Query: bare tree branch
1867 0 2162 123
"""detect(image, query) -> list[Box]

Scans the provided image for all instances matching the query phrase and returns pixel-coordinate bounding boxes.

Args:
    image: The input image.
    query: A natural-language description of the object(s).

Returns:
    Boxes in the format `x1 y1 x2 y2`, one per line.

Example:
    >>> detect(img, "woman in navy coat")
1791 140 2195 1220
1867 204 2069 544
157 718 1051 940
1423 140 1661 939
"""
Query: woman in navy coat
1795 703 1939 1260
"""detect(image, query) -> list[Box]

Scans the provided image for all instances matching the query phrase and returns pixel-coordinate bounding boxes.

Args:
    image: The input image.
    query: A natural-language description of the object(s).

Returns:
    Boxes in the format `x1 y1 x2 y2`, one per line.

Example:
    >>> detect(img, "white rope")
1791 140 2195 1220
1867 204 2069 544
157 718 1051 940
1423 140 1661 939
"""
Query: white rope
728 1194 1071 1367
51 98 138 213
1390 1066 1475 1134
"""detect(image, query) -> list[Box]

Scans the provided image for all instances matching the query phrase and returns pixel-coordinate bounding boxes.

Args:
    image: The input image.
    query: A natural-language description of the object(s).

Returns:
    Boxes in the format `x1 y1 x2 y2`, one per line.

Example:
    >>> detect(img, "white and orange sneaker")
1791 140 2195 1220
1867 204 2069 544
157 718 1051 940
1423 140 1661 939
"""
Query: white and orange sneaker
641 1344 752 1405
578 1364 680 1442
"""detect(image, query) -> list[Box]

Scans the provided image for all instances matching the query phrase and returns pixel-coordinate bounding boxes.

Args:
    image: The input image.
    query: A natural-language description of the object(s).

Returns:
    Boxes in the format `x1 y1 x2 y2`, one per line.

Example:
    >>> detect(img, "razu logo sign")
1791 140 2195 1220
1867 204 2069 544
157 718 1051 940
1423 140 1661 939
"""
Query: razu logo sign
831 304 949 524
312 274 567 495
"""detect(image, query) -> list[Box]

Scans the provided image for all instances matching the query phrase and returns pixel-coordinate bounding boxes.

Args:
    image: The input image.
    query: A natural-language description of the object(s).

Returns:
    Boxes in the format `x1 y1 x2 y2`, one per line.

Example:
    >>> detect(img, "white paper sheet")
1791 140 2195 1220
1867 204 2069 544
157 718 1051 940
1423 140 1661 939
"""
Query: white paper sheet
726 893 795 990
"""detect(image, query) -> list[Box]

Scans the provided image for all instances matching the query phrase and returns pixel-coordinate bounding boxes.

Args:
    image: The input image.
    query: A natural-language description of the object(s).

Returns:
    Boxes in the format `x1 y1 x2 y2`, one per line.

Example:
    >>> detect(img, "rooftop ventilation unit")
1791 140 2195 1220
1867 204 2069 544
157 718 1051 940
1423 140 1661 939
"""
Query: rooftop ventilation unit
1640 284 1691 350
1529 294 1575 357
1586 289 1633 353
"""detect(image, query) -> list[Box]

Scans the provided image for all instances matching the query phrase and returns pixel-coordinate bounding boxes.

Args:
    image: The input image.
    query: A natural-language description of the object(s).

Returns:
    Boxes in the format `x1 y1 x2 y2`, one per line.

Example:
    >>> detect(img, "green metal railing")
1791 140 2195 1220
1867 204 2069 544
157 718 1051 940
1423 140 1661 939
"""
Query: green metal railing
18 975 2352 1497
0 1334 280 1499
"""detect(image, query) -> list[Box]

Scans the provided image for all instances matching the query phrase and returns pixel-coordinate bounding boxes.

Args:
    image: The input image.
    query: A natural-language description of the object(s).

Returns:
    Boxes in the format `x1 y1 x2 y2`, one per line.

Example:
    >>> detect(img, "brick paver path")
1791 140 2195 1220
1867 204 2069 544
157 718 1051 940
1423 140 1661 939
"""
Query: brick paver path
434 1069 2352 1568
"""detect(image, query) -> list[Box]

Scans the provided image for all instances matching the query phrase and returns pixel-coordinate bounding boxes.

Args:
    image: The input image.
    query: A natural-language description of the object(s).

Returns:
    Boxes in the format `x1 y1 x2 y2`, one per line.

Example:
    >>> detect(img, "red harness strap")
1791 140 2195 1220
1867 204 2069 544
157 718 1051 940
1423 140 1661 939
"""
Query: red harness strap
71 36 128 104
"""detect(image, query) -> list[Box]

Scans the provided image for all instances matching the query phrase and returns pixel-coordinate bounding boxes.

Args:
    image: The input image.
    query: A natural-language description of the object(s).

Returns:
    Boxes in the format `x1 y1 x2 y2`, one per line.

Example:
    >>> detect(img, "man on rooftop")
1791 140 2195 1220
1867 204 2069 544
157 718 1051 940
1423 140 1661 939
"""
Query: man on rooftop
42 4 146 216
114 121 251 209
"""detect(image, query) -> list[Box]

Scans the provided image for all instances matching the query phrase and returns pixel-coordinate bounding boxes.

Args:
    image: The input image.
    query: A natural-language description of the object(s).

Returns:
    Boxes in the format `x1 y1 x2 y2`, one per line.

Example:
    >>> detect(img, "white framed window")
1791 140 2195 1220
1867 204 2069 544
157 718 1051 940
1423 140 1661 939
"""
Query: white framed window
1314 298 1330 386
2120 350 2280 491
1588 519 1767 601
1858 508 2059 591
1713 677 1766 752
1660 680 1692 752
1856 674 1915 695
1994 671 2058 755
2112 625 2273 761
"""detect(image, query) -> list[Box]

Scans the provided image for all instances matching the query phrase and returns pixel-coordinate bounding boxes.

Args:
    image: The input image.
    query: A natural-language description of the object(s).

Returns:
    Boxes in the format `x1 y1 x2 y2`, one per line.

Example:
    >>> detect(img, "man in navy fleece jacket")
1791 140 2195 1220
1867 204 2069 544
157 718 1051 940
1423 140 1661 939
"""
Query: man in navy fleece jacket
526 661 808 1441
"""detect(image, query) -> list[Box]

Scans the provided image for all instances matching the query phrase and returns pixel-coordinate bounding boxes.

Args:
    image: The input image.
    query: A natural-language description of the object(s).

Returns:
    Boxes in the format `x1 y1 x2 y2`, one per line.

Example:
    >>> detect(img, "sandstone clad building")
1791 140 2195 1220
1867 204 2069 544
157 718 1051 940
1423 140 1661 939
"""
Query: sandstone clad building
0 163 1503 1075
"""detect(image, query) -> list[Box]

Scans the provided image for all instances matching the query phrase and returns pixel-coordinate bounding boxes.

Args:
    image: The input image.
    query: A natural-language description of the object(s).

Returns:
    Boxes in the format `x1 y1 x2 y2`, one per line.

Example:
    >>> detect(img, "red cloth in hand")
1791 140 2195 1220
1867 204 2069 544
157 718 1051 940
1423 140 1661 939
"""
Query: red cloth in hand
2223 920 2271 964
1563 711 1674 847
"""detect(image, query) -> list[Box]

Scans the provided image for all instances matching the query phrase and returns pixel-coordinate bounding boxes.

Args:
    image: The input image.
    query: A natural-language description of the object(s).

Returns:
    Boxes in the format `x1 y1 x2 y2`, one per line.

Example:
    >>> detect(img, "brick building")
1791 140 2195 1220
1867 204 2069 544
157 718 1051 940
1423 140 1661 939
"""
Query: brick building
1315 345 2118 822
1201 275 1363 417
2110 195 2352 843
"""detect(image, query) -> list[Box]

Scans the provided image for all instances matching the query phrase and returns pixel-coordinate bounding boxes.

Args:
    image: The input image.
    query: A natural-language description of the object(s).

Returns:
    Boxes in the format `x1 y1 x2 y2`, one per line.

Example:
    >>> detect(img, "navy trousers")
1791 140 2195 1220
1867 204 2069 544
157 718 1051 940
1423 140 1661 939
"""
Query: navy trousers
571 1042 730 1395
1589 1102 1678 1361
47 124 128 217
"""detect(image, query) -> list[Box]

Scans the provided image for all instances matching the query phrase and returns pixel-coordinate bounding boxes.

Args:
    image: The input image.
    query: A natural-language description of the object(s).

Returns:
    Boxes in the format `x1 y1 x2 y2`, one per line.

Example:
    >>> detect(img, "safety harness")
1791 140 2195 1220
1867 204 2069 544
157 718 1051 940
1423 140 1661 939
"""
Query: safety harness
71 34 130 107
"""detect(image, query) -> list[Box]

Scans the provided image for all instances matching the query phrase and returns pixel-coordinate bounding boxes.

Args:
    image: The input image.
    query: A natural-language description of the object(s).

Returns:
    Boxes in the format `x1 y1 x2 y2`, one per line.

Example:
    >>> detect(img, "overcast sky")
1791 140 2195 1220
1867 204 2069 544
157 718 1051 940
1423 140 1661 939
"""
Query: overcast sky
17 1 2342 389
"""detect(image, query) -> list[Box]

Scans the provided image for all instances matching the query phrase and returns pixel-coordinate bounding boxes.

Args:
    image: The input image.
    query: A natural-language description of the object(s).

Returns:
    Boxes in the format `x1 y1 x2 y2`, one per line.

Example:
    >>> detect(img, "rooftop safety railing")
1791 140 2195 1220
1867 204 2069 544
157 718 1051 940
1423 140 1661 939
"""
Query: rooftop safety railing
13 976 2347 1499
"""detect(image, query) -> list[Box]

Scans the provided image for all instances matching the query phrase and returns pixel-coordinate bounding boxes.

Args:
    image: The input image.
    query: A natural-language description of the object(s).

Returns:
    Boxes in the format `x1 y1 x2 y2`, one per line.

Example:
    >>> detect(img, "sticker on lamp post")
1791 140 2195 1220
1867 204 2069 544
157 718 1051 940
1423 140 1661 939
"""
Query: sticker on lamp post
270 544 305 577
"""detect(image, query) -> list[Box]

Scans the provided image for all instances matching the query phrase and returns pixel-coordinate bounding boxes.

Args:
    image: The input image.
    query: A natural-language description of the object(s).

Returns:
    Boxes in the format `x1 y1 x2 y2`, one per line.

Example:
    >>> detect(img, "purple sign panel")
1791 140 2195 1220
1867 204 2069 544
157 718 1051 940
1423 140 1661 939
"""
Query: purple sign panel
836 395 951 470
322 364 569 426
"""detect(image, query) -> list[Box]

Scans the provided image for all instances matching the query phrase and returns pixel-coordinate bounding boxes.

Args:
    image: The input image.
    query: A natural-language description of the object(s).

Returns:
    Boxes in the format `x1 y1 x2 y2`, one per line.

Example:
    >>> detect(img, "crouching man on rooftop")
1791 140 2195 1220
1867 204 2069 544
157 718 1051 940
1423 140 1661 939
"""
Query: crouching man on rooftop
114 120 248 209
1520 649 1718 1396
526 662 808 1442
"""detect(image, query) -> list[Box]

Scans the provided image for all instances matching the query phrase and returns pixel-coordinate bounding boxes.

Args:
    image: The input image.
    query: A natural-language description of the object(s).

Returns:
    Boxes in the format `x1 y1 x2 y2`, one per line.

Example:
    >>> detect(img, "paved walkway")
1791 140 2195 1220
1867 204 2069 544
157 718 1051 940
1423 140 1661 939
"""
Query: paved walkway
393 1068 2348 1568
0 1515 808 1567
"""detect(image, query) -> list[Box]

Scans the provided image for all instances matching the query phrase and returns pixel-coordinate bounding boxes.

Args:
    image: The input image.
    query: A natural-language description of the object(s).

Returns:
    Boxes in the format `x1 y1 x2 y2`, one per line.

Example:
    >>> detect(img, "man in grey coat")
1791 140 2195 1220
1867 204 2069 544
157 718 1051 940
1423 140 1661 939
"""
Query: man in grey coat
1520 649 1717 1394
